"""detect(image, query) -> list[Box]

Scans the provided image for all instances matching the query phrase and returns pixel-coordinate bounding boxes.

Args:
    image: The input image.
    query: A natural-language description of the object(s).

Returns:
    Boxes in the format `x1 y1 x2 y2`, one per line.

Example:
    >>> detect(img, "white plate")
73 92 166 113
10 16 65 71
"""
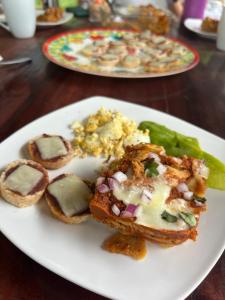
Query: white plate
0 96 224 300
0 9 73 27
36 10 73 27
184 18 217 40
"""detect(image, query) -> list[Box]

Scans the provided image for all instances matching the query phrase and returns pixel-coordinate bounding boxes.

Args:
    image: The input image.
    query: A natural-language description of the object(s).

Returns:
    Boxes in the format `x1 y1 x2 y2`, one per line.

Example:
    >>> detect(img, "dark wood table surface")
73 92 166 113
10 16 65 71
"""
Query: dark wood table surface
0 17 224 300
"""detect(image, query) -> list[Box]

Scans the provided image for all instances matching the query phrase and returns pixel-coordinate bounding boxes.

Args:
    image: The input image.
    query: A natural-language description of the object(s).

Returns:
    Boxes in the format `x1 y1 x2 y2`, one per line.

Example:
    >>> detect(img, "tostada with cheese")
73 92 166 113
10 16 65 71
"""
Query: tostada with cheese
90 143 208 246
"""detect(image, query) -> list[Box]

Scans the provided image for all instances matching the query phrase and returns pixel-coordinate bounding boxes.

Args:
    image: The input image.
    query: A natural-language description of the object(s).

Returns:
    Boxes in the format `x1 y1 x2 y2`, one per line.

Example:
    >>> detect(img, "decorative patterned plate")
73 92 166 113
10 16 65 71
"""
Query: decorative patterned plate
42 28 199 78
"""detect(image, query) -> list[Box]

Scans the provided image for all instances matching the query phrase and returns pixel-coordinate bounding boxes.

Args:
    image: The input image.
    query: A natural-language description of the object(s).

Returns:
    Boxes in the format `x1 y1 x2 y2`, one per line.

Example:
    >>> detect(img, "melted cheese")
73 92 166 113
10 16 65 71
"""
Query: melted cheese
35 136 67 160
5 165 43 196
113 180 189 230
47 175 91 217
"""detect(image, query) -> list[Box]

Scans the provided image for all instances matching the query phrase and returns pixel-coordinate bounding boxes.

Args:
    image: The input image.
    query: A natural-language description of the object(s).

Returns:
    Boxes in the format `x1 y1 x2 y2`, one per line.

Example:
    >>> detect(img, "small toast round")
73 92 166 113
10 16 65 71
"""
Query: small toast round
45 173 92 224
98 54 119 67
27 134 74 170
0 159 49 208
122 55 141 68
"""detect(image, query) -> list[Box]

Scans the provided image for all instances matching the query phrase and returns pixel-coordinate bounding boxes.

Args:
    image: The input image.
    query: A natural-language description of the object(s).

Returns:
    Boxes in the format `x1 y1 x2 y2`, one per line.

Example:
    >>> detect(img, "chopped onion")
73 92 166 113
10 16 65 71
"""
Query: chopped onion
148 152 160 163
177 183 189 193
156 164 167 175
111 204 120 216
121 210 133 218
141 189 152 203
97 184 110 193
108 178 119 190
96 177 105 186
183 191 193 201
112 171 127 183
125 204 138 216
199 163 209 179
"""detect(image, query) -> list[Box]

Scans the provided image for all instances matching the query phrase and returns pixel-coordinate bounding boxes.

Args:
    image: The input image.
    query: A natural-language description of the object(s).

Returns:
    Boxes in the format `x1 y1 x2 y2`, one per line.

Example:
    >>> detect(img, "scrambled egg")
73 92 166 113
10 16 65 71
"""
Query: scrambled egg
71 107 150 158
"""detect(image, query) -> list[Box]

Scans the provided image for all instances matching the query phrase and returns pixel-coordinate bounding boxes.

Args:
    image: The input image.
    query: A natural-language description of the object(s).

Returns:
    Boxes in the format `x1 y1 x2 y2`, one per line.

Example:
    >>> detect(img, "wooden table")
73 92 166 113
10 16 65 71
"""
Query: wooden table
0 18 224 300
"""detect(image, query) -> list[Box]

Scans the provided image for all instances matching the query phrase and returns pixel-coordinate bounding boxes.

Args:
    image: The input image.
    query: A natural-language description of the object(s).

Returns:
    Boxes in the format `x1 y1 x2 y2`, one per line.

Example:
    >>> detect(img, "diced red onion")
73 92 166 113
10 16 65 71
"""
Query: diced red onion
148 152 160 163
111 204 120 216
125 204 138 216
141 189 152 203
183 191 193 201
112 171 127 183
97 184 110 193
96 177 105 186
199 163 209 179
121 210 133 218
177 183 189 193
108 178 119 190
156 164 167 175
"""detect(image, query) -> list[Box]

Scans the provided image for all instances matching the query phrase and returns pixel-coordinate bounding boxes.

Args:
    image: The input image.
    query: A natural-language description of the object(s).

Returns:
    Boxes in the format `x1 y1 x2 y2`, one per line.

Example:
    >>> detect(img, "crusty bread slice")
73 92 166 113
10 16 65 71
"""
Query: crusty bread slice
45 174 92 224
27 134 74 170
0 159 49 208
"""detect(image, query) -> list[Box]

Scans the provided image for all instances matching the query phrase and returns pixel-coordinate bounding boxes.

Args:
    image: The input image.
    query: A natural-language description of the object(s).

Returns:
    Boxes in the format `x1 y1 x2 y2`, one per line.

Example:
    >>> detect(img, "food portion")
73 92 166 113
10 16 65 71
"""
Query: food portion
28 134 74 169
45 174 92 224
0 159 49 207
37 7 64 22
71 107 150 158
139 121 225 190
54 29 196 77
201 17 218 33
90 143 208 246
138 4 170 35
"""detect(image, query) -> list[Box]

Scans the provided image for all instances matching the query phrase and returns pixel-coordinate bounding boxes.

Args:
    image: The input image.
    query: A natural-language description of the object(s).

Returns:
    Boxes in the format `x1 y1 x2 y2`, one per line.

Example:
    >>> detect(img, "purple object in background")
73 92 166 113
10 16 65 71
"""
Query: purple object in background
183 0 207 20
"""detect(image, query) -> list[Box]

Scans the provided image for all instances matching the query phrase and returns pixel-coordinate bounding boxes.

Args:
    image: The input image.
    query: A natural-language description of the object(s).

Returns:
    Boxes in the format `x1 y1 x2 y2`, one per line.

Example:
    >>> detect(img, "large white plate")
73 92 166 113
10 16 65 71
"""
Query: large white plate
184 18 217 40
0 96 224 300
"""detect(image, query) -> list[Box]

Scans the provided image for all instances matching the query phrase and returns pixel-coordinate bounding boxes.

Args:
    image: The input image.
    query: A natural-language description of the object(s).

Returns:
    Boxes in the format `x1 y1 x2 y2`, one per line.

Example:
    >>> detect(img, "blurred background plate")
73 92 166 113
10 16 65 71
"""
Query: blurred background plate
36 9 73 27
184 18 217 40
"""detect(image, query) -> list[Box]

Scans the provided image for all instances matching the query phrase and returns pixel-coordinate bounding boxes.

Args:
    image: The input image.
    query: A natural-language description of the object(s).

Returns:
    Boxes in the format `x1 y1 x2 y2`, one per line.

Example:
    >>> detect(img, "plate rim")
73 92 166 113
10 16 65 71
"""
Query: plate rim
36 10 73 26
0 96 224 300
184 18 217 39
42 28 200 78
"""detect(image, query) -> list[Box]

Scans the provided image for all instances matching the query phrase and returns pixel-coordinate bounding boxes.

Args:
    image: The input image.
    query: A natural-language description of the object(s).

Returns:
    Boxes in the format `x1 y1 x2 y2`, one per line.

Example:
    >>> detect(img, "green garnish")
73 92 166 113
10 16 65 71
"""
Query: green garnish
161 210 178 223
138 121 225 191
179 212 197 227
194 196 207 204
144 159 159 177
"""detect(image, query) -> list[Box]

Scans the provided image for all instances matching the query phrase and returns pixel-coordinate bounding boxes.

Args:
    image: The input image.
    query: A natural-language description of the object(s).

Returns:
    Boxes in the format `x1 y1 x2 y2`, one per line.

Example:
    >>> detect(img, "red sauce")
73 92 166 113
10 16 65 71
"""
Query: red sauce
102 232 147 260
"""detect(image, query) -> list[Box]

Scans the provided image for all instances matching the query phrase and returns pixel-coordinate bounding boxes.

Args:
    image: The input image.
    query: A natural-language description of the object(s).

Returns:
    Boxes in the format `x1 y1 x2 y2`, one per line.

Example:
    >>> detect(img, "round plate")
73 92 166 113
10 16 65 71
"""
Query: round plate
42 28 199 78
0 9 73 27
36 10 73 27
184 18 217 40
